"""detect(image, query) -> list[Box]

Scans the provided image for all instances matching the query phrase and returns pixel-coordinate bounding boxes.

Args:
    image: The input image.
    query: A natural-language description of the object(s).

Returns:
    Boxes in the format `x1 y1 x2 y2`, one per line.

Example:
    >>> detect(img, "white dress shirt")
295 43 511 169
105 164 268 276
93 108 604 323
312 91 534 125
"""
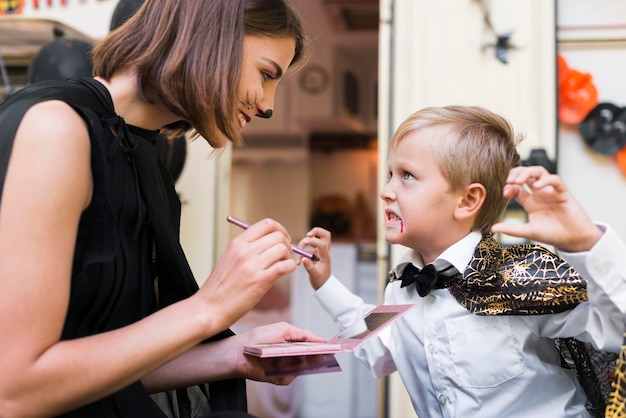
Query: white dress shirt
314 228 626 418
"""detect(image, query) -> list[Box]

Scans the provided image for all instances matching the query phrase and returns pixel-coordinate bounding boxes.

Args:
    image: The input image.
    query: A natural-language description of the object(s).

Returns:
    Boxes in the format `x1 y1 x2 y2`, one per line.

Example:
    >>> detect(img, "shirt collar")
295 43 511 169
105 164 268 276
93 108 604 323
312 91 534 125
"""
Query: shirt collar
395 231 483 276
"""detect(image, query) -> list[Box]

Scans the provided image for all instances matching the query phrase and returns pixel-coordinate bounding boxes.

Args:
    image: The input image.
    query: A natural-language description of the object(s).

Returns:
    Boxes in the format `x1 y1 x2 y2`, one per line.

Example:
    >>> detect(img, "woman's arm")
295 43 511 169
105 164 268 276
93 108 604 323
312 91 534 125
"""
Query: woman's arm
142 322 326 392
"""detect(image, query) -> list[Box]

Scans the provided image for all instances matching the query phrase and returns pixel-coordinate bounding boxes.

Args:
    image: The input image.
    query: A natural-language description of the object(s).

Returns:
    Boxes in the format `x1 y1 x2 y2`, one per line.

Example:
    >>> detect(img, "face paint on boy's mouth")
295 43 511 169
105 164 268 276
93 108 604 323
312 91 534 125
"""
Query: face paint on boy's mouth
400 220 404 233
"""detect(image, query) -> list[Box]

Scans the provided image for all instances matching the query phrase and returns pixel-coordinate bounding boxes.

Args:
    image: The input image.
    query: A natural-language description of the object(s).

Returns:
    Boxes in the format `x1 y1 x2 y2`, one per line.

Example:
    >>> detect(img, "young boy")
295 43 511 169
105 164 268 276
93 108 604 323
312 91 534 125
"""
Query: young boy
298 105 625 418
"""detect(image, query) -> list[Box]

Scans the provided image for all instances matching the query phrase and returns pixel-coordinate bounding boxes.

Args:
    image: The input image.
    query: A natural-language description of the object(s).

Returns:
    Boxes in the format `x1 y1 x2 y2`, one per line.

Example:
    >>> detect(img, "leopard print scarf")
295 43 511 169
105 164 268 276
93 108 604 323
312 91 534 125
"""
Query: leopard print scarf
448 234 588 315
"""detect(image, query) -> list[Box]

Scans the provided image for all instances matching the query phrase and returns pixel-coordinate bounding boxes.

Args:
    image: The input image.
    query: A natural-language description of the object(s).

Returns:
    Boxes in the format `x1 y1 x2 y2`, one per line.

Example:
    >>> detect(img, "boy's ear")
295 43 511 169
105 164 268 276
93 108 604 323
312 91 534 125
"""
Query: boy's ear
455 183 486 220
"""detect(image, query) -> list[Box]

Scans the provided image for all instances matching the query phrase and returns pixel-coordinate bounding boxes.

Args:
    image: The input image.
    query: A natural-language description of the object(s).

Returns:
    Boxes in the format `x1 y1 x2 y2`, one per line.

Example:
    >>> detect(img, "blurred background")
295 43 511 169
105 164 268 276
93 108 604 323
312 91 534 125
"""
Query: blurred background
2 0 626 416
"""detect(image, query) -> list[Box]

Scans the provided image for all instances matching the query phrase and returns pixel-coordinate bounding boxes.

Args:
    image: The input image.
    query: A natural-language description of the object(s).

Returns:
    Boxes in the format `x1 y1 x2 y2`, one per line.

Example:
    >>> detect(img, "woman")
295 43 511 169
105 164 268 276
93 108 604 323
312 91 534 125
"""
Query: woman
0 0 323 417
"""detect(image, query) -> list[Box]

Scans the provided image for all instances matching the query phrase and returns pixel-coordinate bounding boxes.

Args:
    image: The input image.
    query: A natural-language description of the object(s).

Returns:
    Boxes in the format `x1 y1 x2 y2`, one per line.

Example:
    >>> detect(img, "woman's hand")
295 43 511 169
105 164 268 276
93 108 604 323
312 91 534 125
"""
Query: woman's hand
197 218 298 335
491 166 603 252
235 322 327 385
142 321 327 391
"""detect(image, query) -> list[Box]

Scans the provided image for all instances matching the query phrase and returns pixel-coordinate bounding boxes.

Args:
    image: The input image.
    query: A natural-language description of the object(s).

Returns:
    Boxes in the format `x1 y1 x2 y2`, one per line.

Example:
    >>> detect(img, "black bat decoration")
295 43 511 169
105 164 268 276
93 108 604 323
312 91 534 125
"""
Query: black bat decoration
477 1 519 64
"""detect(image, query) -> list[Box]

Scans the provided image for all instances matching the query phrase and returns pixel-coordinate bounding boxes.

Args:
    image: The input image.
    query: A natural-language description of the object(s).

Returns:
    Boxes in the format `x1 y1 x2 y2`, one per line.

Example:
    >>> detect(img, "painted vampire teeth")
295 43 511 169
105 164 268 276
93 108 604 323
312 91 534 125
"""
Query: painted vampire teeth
238 112 251 128
386 210 401 221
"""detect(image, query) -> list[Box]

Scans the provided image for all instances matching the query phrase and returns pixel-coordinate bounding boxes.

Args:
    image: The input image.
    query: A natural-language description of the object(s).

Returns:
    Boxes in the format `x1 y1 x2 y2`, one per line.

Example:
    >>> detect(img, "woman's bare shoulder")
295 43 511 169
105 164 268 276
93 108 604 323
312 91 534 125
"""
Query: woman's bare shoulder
11 99 93 208
18 99 89 141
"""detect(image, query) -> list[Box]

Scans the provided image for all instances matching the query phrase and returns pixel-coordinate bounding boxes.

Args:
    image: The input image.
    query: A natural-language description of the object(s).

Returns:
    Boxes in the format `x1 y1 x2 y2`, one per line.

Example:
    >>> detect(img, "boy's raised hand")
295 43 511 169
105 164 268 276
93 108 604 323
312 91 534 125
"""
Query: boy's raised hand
297 227 333 290
491 165 603 252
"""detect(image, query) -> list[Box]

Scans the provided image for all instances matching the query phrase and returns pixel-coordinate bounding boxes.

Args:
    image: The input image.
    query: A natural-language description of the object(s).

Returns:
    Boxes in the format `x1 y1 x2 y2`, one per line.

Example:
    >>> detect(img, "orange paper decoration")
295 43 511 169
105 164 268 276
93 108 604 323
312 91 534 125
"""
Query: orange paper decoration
558 54 599 125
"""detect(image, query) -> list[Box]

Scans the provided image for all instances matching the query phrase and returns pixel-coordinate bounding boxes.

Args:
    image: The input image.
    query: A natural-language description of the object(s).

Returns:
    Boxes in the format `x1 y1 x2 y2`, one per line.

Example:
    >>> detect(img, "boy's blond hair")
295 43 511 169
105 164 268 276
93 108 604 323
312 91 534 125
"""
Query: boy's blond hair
390 105 522 234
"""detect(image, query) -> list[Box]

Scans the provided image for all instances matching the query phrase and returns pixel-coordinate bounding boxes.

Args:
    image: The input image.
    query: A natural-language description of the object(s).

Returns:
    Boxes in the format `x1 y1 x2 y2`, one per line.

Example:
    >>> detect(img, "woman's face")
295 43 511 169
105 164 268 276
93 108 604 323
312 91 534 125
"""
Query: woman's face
211 35 296 148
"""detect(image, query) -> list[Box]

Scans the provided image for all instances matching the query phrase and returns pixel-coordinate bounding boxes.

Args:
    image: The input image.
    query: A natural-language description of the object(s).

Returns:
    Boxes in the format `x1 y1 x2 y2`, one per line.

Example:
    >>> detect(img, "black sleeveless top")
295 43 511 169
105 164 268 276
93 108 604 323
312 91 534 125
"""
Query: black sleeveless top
0 78 246 417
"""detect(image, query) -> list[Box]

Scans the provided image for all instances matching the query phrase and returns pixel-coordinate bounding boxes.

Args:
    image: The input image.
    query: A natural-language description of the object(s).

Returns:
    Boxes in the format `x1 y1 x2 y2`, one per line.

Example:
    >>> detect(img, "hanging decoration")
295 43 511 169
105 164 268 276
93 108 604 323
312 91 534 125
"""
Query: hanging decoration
1 0 81 13
0 0 23 15
558 55 598 125
475 0 520 64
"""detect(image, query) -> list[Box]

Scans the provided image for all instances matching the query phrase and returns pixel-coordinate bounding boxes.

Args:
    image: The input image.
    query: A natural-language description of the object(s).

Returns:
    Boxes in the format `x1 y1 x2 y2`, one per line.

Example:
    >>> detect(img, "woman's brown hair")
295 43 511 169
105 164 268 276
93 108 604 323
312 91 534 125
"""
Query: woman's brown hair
92 0 307 145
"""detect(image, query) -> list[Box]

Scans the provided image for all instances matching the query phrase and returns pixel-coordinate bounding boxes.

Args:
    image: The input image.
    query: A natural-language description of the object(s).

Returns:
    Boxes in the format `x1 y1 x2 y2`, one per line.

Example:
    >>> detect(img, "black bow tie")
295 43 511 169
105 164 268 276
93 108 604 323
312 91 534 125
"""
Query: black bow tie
396 263 458 297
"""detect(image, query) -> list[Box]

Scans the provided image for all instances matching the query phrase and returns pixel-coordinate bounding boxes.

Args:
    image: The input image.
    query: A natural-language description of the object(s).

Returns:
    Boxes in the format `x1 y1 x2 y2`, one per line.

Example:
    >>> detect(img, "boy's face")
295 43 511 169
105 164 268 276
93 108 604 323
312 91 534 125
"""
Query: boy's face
381 129 464 260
